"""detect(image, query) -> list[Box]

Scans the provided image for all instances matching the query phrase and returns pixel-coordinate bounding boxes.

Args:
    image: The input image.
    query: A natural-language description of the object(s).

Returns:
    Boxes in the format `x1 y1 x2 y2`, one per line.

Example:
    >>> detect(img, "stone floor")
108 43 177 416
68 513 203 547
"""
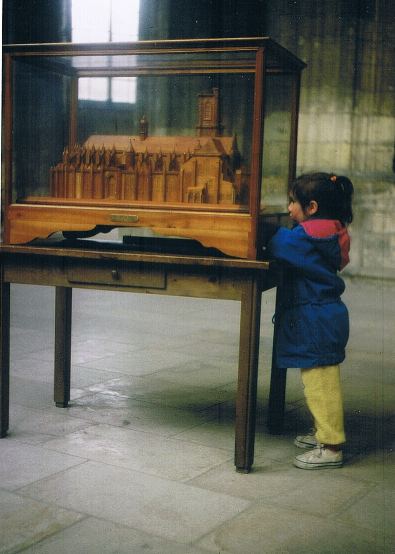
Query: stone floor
0 277 393 553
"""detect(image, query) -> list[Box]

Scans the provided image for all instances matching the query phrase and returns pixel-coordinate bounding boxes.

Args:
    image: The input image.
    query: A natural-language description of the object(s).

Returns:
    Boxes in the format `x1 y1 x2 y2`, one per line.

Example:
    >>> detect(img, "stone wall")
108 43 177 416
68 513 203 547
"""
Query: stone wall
264 0 395 278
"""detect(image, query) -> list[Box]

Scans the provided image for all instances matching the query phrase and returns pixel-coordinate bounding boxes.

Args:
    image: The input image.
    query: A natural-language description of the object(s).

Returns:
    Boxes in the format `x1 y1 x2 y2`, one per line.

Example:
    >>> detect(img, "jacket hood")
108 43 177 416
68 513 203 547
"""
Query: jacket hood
300 219 350 270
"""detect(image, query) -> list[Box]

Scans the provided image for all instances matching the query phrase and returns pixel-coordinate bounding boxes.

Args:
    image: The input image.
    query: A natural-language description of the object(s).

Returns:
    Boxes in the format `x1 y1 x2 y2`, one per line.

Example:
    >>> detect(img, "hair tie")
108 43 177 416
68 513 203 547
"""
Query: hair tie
330 175 337 182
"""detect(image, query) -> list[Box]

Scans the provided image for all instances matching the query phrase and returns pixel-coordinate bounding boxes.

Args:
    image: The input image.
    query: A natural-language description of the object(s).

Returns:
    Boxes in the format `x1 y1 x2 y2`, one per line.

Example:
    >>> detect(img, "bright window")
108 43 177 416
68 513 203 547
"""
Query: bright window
78 77 108 101
111 77 137 103
72 0 140 103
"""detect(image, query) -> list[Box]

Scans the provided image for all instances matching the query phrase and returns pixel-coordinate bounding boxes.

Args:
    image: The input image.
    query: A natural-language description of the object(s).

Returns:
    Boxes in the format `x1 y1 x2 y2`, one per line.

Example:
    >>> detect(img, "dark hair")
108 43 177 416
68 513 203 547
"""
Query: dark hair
290 172 354 224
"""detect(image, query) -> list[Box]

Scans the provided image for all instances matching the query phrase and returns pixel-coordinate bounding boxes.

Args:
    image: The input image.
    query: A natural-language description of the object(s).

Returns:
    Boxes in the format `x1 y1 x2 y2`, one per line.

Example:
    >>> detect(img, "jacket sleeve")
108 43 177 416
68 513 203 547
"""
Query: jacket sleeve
267 226 314 271
260 221 280 246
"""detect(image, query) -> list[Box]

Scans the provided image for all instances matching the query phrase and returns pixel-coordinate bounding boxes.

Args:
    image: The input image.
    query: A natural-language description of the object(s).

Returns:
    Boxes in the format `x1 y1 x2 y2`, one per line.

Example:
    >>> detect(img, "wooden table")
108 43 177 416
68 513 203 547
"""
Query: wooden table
0 240 285 473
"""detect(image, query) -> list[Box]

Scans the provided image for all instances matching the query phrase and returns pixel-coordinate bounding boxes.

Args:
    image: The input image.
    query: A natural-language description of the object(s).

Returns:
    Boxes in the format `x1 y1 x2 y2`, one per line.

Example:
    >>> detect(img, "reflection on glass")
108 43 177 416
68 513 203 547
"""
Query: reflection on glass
111 77 138 103
78 77 108 101
78 74 254 162
72 0 140 103
78 77 137 103
261 74 293 211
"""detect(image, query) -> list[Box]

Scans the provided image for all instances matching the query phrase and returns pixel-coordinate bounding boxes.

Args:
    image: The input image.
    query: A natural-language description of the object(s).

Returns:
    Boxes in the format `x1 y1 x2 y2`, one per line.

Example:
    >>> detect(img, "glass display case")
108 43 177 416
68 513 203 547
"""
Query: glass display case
2 38 305 258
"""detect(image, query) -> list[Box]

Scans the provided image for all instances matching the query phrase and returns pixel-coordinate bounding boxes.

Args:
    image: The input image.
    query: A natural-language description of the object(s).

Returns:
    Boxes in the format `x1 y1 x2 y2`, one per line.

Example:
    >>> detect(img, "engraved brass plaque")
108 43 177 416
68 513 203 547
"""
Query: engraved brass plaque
110 214 139 223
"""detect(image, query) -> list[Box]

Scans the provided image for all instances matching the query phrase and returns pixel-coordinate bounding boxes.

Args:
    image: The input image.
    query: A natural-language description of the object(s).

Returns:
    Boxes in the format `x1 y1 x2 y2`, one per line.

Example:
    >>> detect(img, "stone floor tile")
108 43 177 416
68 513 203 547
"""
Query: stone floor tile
185 299 240 325
10 327 54 359
254 432 299 461
11 357 123 388
334 483 395 540
75 309 206 341
172 418 240 451
343 350 394 384
85 329 193 352
67 393 216 437
343 379 395 419
170 339 239 364
72 287 214 318
343 412 394 458
10 356 54 384
78 348 201 376
21 516 212 554
189 459 314 501
10 285 54 330
339 449 395 483
72 364 132 386
28 337 137 365
0 440 85 491
10 376 87 411
43 423 232 481
7 404 93 446
180 328 240 347
0 489 84 554
173 419 296 461
263 471 373 517
197 501 381 553
10 377 61 410
10 358 57 383
153 360 237 389
84 375 234 410
19 461 250 543
347 327 395 356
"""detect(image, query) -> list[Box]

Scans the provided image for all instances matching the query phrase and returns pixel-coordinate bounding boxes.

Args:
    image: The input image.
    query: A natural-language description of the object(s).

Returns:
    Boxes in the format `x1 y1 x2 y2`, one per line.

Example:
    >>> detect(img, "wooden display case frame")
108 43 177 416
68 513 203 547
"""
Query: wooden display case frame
2 37 305 259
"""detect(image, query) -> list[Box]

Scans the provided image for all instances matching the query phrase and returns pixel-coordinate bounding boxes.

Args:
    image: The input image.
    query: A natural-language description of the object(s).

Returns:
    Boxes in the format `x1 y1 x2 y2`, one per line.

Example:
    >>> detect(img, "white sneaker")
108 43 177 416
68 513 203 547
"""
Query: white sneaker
294 431 318 449
293 445 343 470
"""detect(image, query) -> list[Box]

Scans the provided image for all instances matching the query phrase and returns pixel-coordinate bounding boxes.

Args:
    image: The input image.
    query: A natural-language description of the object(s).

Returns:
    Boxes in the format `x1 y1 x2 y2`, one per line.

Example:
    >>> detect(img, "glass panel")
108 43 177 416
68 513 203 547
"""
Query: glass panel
62 50 257 73
110 77 137 103
261 74 294 212
11 55 255 211
78 77 109 101
72 72 254 207
12 59 70 201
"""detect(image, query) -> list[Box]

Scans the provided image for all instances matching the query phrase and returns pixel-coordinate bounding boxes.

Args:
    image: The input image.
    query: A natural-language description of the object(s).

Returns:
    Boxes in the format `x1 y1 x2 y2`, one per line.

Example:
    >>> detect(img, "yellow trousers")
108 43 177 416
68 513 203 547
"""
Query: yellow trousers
301 364 346 445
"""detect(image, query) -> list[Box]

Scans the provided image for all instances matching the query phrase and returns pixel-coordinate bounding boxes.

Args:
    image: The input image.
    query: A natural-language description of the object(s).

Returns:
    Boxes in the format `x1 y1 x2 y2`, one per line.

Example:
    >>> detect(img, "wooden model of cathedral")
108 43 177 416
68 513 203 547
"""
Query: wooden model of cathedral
50 88 248 206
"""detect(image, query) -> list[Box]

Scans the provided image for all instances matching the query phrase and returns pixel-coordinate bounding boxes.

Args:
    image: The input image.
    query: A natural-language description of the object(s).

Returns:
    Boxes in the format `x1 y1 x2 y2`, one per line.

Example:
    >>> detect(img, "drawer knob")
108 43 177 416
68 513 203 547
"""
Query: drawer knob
111 269 120 280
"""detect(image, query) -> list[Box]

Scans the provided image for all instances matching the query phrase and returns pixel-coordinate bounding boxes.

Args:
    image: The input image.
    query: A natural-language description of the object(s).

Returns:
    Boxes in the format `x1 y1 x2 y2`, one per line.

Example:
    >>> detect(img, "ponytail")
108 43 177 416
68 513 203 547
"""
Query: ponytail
333 175 354 224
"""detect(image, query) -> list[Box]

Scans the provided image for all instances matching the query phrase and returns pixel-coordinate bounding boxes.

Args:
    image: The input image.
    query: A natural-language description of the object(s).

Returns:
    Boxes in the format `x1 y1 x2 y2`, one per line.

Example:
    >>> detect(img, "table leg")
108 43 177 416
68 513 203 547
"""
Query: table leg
267 285 287 434
0 268 10 438
235 277 261 473
54 287 72 408
268 367 287 433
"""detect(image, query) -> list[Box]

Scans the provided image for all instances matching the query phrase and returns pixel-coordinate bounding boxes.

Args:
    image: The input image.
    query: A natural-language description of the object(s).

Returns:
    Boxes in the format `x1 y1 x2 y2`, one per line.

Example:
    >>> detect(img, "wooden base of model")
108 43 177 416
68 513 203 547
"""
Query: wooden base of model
5 200 255 259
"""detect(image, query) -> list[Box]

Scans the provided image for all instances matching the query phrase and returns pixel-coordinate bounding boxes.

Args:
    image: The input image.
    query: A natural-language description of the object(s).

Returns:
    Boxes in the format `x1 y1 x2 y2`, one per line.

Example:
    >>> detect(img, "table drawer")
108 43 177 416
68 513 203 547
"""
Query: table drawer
66 260 166 289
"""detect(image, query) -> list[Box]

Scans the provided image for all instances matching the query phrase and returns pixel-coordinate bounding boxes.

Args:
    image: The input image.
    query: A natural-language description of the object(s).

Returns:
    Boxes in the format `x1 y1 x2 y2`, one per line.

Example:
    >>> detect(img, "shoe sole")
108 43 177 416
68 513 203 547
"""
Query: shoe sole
294 439 318 449
293 459 343 470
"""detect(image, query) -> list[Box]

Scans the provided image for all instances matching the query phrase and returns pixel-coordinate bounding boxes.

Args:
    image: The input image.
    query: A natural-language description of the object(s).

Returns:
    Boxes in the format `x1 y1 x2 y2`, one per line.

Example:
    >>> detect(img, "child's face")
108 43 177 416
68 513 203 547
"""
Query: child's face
288 197 307 223
288 195 318 222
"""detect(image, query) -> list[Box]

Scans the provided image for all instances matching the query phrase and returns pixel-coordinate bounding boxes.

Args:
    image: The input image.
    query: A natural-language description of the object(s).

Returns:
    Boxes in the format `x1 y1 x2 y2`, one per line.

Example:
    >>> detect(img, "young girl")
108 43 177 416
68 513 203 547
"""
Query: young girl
267 172 354 469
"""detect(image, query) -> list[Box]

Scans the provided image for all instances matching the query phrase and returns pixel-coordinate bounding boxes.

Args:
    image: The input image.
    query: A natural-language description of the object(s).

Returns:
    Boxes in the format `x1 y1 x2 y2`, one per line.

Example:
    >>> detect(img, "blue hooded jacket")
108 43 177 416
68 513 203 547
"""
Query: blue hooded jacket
267 219 351 369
